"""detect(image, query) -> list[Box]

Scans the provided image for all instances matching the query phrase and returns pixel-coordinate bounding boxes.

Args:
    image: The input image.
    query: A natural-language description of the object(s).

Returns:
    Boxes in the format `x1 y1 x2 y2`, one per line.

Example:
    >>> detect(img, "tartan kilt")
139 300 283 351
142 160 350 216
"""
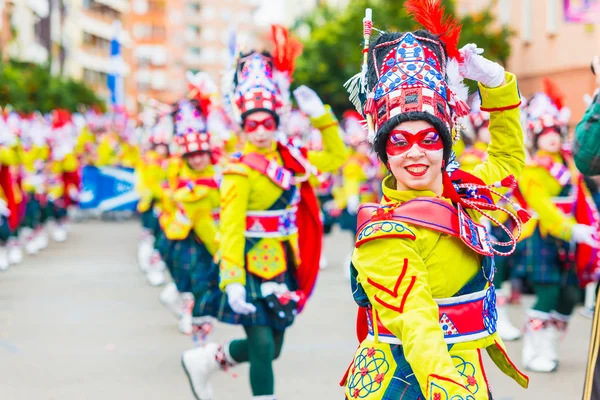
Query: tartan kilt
517 226 578 285
317 194 337 235
195 240 299 332
339 209 358 234
44 200 67 221
22 195 42 229
0 215 11 243
169 233 212 294
140 207 158 233
491 224 523 285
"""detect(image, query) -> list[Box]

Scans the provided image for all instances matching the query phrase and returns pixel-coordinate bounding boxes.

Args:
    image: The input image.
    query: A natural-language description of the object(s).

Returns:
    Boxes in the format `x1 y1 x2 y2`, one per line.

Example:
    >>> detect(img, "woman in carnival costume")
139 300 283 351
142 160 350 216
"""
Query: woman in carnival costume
164 95 221 335
340 1 531 398
181 25 347 400
44 109 79 243
515 79 599 373
18 112 52 255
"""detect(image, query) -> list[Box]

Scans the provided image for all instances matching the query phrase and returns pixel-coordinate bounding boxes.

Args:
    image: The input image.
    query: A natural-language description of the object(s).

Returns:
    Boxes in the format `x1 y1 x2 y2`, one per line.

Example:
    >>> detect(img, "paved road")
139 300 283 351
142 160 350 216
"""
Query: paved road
0 220 592 399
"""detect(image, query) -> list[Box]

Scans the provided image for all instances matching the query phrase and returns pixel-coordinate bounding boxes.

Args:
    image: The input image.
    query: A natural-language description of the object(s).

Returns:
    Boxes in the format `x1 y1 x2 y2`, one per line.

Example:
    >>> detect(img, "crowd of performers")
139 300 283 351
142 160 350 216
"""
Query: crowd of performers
0 105 144 271
129 5 600 398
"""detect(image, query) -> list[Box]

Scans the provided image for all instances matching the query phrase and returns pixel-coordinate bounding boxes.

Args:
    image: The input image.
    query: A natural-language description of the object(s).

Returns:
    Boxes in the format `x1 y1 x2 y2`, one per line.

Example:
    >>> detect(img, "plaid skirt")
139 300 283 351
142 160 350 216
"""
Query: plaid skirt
22 196 42 229
154 229 176 276
339 209 358 234
0 215 11 243
170 233 213 294
140 207 158 233
195 240 299 332
517 226 578 285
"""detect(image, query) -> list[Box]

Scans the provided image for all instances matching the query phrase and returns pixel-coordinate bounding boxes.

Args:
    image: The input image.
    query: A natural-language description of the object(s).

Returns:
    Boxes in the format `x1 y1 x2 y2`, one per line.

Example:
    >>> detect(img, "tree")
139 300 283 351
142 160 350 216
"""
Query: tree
292 0 512 116
0 61 105 114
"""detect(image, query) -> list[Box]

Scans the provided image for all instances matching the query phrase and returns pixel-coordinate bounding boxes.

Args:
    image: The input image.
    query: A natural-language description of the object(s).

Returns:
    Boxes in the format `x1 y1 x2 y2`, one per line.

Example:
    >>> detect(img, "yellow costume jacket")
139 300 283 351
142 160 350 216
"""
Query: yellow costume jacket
517 151 574 241
163 162 219 256
344 73 529 400
218 107 347 290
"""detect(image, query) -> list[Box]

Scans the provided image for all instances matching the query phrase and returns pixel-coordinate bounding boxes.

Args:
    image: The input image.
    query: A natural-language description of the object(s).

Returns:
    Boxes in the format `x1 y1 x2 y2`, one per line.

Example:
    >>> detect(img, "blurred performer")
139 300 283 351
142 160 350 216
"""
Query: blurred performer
181 25 346 400
340 2 529 398
516 79 598 372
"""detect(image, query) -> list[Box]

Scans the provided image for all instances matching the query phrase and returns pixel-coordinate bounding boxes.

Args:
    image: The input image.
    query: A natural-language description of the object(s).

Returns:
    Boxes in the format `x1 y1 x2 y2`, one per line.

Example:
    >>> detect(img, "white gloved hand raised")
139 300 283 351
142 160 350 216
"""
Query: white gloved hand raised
572 224 599 247
225 283 257 315
459 43 505 88
293 85 327 118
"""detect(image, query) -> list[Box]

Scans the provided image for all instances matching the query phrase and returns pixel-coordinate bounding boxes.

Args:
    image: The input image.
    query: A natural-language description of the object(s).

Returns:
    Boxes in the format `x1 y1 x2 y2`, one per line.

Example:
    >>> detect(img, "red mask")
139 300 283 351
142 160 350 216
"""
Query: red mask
244 117 277 133
386 128 443 156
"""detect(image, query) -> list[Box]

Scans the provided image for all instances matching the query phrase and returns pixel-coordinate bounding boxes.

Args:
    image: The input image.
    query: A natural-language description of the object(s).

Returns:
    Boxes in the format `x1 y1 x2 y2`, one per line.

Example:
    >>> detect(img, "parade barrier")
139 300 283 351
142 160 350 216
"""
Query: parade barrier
79 166 139 211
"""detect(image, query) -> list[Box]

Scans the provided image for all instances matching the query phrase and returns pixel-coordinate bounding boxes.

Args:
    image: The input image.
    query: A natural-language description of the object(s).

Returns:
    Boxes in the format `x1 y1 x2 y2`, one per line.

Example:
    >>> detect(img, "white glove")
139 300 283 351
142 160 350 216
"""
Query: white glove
293 85 327 118
572 224 599 247
225 283 256 315
459 44 505 88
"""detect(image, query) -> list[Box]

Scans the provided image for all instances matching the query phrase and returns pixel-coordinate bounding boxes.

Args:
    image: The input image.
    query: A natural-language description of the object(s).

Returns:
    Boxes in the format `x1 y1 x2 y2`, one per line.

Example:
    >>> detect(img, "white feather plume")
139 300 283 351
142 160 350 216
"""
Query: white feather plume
446 58 469 103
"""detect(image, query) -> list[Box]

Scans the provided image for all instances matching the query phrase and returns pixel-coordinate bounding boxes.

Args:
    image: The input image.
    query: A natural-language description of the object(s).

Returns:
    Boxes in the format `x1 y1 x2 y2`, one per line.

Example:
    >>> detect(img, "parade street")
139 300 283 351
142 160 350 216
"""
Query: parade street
0 220 592 400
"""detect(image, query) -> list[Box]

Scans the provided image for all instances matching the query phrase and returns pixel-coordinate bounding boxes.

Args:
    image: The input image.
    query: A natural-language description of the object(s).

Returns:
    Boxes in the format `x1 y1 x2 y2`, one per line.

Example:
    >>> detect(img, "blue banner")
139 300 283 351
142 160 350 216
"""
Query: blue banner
79 166 139 211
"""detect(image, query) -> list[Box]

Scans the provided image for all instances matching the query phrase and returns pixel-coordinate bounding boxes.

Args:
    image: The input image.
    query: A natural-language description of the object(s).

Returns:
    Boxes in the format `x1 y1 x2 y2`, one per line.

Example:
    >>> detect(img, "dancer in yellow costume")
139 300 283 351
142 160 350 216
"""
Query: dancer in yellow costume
339 2 530 399
515 80 598 373
182 26 346 400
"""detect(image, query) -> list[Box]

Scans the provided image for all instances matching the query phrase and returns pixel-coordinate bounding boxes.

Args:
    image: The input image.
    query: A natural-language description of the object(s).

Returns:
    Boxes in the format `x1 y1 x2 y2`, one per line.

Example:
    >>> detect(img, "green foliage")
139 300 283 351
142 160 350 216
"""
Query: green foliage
0 61 105 113
293 0 513 116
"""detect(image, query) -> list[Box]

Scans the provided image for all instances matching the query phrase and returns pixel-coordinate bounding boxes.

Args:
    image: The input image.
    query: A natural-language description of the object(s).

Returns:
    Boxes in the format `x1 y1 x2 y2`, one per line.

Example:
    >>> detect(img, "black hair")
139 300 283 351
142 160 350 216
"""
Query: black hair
367 30 453 168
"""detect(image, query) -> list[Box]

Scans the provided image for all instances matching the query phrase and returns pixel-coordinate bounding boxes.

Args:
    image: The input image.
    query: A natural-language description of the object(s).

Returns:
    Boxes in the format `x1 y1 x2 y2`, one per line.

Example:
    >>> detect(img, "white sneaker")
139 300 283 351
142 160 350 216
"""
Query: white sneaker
160 282 183 319
137 236 155 272
181 343 221 400
179 292 195 335
7 239 23 265
36 227 49 249
51 224 67 243
522 311 557 373
496 305 521 341
21 228 38 255
145 252 166 286
0 246 9 271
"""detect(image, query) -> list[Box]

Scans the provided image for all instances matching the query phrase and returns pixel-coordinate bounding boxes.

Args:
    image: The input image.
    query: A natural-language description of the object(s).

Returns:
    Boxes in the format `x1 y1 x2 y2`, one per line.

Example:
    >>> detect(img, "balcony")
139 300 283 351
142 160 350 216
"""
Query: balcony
79 13 131 45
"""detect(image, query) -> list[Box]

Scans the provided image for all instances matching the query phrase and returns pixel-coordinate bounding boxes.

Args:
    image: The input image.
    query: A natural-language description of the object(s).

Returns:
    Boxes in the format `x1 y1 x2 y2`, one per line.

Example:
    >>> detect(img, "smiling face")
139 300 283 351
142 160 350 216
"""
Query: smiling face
537 129 562 153
386 119 445 195
243 111 278 149
186 151 211 171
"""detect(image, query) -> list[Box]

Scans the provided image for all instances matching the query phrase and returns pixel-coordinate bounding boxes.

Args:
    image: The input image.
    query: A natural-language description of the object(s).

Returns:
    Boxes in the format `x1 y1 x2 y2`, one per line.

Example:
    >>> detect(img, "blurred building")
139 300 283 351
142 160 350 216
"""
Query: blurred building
457 0 600 125
63 0 130 103
5 0 49 64
126 0 259 113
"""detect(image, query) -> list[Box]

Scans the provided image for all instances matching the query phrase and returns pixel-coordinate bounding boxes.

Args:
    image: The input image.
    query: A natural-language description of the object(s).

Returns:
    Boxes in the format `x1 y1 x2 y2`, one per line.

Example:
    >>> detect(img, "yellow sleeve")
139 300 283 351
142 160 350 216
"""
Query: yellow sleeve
218 165 250 290
518 166 573 240
340 159 364 207
190 188 220 256
307 106 348 173
472 72 526 184
353 234 474 398
96 138 114 167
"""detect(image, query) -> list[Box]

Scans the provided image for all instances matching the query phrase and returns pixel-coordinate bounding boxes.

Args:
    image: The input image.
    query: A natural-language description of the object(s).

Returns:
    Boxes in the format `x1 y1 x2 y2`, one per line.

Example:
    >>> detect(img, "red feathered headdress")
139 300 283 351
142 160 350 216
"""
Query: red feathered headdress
405 0 464 63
